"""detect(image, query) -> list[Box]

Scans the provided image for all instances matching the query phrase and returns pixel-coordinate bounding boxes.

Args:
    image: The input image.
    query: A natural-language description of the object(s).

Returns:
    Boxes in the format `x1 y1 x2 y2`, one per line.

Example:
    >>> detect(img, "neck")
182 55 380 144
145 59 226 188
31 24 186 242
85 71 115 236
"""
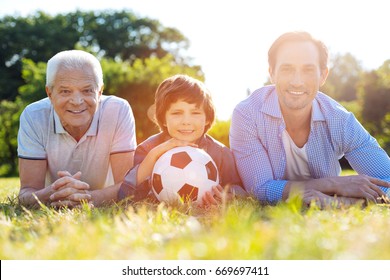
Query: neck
281 106 312 148
66 128 87 142
62 122 91 142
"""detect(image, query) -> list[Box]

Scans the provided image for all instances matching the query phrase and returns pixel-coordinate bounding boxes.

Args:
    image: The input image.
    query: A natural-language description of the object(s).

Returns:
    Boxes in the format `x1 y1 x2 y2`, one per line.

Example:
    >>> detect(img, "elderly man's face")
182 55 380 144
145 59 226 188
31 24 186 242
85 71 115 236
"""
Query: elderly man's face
46 66 102 139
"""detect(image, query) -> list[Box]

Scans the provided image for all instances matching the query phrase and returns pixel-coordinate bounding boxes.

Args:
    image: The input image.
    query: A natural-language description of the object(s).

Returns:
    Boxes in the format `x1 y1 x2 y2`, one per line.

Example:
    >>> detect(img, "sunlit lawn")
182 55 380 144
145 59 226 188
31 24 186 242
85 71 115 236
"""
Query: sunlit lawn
1 172 390 260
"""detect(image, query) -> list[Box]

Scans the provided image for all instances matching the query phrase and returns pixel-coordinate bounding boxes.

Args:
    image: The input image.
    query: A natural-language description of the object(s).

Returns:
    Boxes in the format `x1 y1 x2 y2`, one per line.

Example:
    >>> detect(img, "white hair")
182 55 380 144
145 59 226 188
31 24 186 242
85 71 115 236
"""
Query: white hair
46 50 103 89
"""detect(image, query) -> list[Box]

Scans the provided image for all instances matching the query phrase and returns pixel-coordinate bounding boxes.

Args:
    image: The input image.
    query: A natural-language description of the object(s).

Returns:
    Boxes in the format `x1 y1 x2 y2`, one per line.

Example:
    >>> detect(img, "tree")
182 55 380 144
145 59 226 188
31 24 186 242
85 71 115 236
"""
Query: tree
0 100 20 176
358 60 390 137
359 60 390 135
0 10 192 101
0 12 80 100
321 53 363 101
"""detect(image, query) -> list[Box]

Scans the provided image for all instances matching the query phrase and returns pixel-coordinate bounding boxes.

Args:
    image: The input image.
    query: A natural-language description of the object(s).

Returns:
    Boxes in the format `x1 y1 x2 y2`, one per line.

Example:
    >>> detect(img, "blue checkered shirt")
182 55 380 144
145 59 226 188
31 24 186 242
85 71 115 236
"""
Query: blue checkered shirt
230 85 390 204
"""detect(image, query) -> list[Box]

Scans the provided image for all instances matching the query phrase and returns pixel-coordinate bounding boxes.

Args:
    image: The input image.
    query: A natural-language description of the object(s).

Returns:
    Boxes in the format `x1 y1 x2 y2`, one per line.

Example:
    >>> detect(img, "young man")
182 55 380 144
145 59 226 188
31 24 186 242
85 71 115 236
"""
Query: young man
230 31 390 207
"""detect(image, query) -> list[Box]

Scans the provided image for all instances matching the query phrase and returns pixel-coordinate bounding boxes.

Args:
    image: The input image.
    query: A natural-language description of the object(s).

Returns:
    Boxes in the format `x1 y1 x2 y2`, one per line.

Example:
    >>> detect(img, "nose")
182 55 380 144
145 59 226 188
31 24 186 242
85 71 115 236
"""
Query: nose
181 113 191 125
290 71 304 87
70 92 84 105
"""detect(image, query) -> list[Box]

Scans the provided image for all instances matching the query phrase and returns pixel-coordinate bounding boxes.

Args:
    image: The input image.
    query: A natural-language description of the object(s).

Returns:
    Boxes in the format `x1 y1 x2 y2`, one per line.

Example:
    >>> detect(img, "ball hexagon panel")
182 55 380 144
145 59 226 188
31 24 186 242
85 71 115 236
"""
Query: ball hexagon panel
205 160 218 182
177 183 199 202
170 151 192 169
152 173 163 194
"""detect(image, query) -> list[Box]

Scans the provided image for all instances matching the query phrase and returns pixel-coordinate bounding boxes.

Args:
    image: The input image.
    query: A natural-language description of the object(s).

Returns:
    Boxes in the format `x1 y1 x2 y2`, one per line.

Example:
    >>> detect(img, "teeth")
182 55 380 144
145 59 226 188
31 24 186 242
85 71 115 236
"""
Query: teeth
289 91 304 95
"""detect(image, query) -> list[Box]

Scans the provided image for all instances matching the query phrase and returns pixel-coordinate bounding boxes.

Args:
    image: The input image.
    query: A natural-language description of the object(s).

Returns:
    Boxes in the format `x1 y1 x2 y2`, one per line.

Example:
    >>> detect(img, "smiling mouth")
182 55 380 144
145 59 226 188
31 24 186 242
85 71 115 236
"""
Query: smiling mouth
178 130 194 134
288 91 305 96
67 109 86 114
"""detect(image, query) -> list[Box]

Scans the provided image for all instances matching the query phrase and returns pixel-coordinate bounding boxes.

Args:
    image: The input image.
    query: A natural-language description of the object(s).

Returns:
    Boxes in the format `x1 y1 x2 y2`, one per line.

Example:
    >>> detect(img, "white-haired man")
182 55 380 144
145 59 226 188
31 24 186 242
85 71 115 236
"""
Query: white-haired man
18 50 137 208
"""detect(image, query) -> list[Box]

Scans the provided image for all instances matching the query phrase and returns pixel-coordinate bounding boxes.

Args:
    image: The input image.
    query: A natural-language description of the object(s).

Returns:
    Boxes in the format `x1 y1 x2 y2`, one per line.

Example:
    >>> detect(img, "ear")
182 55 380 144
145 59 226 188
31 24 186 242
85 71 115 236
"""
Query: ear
46 86 52 99
98 85 104 97
319 67 329 86
268 67 275 84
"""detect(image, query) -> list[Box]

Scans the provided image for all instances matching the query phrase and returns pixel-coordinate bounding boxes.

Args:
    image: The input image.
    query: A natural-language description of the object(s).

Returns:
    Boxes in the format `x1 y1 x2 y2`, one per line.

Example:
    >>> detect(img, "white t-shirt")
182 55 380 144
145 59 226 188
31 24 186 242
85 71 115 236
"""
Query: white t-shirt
281 130 312 181
18 95 137 189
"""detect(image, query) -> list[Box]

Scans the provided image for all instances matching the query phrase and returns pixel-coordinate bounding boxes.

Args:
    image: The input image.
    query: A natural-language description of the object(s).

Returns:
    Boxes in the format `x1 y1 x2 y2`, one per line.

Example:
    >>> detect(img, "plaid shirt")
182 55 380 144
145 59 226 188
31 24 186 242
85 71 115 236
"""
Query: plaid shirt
230 85 390 204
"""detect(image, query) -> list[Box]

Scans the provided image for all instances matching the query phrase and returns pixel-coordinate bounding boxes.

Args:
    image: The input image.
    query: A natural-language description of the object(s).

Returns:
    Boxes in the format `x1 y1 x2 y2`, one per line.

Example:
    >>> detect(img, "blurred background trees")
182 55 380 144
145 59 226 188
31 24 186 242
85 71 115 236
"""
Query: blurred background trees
0 10 390 176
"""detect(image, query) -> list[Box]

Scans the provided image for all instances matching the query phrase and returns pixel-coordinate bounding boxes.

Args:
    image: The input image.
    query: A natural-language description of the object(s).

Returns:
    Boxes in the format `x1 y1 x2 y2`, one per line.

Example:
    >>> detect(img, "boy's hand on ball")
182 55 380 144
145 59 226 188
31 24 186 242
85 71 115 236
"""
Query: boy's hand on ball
201 185 234 207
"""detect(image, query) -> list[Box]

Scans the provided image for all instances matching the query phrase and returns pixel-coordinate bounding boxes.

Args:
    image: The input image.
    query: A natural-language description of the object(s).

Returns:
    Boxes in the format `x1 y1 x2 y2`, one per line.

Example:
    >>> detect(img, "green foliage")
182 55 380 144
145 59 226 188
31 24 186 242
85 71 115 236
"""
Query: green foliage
339 100 361 120
208 119 231 147
18 58 47 105
1 177 390 260
357 62 390 137
0 101 21 176
0 10 191 101
321 53 363 101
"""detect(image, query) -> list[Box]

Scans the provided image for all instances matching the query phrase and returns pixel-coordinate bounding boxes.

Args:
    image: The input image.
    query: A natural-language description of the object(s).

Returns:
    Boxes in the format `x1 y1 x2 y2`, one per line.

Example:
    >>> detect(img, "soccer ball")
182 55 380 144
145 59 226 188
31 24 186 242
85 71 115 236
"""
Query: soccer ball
151 146 219 204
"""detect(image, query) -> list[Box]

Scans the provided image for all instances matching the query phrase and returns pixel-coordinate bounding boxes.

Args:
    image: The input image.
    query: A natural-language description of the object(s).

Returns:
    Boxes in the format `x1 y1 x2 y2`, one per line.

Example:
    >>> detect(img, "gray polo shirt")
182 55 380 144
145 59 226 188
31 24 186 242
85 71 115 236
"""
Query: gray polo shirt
18 95 137 189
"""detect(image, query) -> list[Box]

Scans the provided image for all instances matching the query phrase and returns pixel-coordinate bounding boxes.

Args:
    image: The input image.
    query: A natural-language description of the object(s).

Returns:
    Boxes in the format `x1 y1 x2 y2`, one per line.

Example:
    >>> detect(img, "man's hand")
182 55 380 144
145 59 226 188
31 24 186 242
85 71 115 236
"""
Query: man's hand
300 189 365 209
325 175 390 203
49 171 92 208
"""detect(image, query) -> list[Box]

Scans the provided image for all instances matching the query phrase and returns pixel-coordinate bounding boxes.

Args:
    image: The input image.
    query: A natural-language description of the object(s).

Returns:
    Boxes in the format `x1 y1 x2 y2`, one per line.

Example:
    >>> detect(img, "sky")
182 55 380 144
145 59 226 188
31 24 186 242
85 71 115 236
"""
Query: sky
2 0 390 120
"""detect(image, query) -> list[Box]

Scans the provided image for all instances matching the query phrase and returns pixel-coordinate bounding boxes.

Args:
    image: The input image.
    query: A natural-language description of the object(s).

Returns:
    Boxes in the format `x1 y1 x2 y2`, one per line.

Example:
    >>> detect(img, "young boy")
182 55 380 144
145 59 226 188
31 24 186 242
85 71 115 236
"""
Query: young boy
118 74 245 206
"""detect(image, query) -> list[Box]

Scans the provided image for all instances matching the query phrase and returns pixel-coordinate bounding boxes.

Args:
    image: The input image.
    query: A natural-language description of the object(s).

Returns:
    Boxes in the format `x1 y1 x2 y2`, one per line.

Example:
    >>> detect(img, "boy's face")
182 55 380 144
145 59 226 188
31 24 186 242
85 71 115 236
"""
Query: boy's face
164 100 209 143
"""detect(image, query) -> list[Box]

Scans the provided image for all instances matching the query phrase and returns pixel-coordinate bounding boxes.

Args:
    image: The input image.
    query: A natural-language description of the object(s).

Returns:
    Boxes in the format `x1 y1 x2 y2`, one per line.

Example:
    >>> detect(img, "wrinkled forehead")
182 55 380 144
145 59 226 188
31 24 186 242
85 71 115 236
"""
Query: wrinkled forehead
54 67 99 88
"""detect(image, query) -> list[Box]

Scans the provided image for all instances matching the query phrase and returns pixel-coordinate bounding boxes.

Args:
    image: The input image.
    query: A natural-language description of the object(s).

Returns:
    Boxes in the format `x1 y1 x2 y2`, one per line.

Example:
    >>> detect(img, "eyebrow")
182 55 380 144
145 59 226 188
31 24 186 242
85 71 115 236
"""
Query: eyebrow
279 63 318 69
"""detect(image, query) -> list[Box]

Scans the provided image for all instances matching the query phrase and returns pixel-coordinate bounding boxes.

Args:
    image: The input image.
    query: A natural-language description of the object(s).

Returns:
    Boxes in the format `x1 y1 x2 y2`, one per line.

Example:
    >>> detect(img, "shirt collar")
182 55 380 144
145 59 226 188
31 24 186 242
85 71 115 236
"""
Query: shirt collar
261 87 283 118
261 86 325 122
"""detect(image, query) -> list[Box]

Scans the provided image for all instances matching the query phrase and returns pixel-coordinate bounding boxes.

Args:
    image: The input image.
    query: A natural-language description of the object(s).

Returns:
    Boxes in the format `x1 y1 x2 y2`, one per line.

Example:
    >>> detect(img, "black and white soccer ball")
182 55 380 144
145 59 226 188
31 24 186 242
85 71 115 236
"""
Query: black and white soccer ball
151 146 219 204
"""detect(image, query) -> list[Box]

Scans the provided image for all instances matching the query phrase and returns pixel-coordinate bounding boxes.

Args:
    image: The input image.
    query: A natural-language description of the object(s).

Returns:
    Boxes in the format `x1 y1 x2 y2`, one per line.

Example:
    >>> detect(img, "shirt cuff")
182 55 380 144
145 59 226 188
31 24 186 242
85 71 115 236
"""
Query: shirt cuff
253 180 287 204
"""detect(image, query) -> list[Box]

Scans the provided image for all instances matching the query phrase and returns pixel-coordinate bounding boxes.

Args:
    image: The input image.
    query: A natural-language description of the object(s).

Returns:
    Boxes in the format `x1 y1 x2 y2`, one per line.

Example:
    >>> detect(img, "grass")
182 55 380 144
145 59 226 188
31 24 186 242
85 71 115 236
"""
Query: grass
1 175 390 260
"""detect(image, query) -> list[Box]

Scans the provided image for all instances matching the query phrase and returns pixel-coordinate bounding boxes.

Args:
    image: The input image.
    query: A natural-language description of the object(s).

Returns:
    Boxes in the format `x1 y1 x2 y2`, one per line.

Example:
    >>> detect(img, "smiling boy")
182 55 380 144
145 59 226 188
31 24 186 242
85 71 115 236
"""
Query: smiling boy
118 74 244 205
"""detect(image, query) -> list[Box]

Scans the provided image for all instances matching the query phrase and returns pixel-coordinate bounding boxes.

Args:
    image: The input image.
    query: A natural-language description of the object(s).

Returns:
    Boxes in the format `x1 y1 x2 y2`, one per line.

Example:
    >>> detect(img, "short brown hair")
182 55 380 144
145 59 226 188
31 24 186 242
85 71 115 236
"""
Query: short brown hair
154 74 216 134
268 31 328 71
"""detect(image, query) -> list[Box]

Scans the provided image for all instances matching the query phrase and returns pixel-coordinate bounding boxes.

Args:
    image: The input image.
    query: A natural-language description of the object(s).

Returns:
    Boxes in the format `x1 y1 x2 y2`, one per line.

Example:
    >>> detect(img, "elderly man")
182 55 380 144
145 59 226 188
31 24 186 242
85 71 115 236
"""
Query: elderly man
230 31 390 207
18 50 137 208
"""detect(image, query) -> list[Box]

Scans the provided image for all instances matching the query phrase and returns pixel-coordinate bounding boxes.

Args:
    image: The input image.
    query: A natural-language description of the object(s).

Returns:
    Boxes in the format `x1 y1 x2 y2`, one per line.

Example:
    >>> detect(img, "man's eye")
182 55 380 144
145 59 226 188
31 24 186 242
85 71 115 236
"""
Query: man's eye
83 89 94 94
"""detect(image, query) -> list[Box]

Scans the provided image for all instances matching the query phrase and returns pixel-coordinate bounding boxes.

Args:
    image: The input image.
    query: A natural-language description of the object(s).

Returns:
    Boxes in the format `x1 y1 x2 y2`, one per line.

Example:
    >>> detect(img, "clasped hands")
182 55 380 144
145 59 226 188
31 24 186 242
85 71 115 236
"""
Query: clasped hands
48 171 93 208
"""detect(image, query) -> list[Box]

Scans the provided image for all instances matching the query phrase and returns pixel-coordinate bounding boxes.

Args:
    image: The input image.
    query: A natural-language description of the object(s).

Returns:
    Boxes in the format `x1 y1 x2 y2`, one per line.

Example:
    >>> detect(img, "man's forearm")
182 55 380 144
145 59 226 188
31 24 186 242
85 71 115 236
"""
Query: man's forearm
19 186 52 207
282 178 335 200
90 184 121 207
